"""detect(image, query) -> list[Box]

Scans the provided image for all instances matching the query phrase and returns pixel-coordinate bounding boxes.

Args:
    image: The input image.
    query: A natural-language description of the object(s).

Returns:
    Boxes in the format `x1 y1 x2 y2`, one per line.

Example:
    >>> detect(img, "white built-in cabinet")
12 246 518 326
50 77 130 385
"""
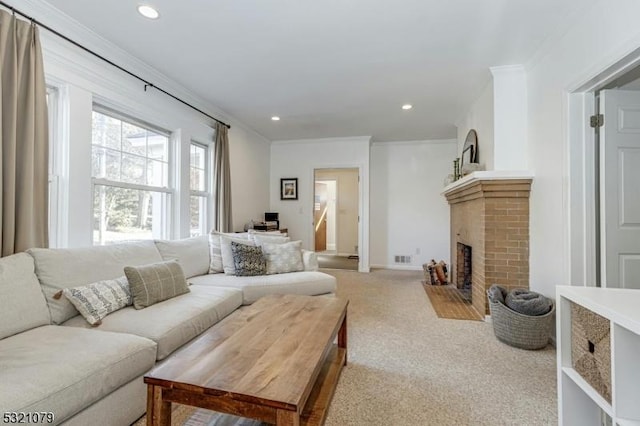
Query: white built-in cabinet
557 286 640 426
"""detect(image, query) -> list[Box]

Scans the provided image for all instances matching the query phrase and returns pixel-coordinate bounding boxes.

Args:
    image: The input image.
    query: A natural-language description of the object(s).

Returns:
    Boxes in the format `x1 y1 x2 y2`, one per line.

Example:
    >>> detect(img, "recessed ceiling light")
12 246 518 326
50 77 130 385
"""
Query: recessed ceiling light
402 104 413 110
271 116 280 121
138 5 160 19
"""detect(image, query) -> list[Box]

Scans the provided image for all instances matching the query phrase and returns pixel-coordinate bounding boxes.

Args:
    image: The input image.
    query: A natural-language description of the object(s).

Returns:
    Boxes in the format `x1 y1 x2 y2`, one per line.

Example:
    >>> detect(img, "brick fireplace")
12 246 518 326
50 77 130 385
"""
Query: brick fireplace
443 172 533 316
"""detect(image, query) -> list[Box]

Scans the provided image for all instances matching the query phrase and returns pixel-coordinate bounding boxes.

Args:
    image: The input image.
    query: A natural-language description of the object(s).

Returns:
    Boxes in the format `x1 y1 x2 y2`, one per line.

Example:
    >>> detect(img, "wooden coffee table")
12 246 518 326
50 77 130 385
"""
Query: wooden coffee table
144 294 348 426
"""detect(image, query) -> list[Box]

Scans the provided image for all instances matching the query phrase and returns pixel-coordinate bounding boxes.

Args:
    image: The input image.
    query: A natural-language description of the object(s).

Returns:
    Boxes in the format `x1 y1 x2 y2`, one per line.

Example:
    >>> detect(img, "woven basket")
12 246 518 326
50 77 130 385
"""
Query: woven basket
488 295 555 350
570 302 611 403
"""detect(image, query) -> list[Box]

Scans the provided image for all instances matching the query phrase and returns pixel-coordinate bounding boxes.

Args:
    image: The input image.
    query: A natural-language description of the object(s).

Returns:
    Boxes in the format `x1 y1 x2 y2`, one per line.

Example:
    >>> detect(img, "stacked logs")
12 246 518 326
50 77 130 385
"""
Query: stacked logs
423 259 448 285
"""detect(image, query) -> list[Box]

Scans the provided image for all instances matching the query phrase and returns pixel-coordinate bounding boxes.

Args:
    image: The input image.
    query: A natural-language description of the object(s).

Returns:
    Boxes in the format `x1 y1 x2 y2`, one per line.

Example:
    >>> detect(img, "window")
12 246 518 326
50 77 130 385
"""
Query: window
91 108 172 245
190 142 210 236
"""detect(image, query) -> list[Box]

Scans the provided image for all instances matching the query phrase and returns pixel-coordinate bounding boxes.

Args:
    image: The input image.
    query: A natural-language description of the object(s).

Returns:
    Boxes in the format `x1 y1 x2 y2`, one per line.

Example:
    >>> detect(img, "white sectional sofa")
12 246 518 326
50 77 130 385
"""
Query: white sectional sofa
0 236 336 425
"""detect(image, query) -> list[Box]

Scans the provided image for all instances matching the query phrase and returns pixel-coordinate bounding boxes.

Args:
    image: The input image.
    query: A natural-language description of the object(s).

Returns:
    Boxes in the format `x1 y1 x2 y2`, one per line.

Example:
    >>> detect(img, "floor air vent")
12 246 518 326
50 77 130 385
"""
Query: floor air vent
394 255 412 264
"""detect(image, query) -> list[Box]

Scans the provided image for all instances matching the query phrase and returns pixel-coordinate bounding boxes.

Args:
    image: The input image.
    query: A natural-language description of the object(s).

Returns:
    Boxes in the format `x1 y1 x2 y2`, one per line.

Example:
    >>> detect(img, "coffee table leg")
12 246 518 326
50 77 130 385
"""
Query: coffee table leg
147 384 171 426
276 409 300 426
338 311 347 365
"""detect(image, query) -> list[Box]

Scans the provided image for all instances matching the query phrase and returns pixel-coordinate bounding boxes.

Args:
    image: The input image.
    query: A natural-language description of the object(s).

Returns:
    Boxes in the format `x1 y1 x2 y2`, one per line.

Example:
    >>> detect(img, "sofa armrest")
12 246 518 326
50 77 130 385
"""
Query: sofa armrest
302 250 319 271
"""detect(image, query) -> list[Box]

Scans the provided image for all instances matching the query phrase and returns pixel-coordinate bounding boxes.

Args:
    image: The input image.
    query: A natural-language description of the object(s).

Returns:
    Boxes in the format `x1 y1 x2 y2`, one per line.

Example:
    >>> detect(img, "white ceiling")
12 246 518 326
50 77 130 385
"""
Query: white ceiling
48 0 586 142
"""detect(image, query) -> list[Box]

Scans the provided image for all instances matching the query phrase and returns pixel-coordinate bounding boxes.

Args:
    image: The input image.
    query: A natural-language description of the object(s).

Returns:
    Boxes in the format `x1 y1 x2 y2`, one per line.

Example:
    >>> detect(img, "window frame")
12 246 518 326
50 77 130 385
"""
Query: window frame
189 141 211 237
90 105 174 244
46 85 61 248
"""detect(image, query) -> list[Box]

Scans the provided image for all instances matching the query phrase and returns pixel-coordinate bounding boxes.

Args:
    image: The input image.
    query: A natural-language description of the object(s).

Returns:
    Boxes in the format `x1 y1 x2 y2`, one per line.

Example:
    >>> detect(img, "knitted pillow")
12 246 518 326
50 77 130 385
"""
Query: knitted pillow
124 260 189 309
231 241 267 276
61 276 131 326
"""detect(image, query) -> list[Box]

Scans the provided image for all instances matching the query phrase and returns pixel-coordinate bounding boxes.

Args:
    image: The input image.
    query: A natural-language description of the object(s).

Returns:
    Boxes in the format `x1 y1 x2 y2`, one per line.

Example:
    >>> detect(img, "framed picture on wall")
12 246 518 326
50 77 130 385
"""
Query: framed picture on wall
280 178 298 200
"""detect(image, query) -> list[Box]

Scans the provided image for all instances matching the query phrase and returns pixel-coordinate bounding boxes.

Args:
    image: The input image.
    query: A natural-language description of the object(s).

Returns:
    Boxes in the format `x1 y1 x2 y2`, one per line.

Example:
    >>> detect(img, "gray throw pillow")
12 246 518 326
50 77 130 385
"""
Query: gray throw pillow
62 276 131 326
231 241 267 276
124 260 190 309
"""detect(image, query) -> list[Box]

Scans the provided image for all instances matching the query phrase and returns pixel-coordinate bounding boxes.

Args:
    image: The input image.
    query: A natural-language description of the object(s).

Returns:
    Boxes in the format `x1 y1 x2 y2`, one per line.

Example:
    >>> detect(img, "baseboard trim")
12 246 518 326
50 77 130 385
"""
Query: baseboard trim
370 264 423 271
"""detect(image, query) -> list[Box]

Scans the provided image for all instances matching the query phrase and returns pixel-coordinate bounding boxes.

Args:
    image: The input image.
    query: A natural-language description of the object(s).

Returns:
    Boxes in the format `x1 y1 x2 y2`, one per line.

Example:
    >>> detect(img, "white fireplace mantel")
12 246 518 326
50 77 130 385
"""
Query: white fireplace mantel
441 170 534 197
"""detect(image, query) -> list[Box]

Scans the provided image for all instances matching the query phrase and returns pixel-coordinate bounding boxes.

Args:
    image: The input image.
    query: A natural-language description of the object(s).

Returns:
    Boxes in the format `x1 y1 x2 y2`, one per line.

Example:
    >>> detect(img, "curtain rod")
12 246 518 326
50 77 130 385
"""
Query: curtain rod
0 0 231 129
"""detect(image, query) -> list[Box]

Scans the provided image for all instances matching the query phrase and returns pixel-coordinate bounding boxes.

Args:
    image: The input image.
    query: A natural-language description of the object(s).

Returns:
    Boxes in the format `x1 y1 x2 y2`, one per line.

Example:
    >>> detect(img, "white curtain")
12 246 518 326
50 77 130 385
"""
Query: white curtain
0 11 48 256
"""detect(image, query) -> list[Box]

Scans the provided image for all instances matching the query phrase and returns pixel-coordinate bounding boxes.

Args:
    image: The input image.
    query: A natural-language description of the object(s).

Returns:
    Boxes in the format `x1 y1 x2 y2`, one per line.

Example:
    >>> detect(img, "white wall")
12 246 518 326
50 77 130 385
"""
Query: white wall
526 0 640 297
456 80 494 170
491 65 528 171
370 140 457 270
22 0 270 246
270 137 371 272
315 169 359 255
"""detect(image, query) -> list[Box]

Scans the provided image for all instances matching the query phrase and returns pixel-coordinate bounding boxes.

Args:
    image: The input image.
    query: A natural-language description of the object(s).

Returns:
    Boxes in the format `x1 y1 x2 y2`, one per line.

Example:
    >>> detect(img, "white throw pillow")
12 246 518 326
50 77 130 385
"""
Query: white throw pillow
220 235 256 275
208 231 249 273
61 276 131 326
262 241 304 274
250 233 290 246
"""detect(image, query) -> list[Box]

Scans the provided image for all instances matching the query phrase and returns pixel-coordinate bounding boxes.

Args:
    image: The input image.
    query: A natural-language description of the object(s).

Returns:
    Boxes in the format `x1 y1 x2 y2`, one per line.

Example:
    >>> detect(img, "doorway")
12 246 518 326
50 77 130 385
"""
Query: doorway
314 168 359 270
570 61 640 289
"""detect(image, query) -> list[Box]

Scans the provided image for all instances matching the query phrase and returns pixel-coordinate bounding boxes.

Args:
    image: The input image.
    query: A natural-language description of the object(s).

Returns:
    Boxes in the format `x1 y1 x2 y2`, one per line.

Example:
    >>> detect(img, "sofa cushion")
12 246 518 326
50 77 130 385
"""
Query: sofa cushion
63 285 243 360
0 325 156 423
125 260 190 309
28 241 163 324
231 241 267 277
155 236 209 279
262 241 304 274
0 253 50 339
188 271 336 305
62 276 131 326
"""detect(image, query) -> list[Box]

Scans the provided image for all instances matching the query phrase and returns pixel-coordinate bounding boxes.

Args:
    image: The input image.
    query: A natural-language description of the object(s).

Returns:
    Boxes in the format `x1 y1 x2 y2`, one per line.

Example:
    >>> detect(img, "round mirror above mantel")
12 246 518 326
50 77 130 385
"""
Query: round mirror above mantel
461 129 481 176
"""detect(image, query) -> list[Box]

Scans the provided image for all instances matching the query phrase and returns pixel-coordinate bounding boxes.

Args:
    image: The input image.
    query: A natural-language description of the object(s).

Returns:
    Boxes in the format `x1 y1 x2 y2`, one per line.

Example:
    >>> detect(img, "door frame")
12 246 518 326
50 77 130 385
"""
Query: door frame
568 47 640 287
311 165 366 272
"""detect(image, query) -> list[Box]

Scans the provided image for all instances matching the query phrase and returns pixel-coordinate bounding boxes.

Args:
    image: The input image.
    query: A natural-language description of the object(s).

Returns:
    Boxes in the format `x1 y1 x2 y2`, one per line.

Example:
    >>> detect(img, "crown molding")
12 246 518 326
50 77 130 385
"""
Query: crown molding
371 138 457 147
271 136 372 146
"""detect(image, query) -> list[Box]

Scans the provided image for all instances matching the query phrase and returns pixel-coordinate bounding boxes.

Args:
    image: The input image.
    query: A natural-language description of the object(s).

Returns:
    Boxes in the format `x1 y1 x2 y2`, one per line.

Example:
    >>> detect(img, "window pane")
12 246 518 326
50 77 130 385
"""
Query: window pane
147 159 168 187
148 132 169 161
93 185 167 245
92 147 120 180
190 195 207 237
122 122 147 156
92 112 121 150
190 167 205 192
190 144 206 169
121 153 146 185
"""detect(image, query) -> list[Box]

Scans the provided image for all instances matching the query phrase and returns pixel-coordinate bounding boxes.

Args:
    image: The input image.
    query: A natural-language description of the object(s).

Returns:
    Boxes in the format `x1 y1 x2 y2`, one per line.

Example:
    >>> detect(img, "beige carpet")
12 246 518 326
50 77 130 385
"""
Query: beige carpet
136 269 557 426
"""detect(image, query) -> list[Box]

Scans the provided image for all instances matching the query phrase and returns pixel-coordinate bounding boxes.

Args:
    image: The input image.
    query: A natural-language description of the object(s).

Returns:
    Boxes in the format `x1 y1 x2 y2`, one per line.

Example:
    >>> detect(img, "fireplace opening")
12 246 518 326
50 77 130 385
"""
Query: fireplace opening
456 243 472 300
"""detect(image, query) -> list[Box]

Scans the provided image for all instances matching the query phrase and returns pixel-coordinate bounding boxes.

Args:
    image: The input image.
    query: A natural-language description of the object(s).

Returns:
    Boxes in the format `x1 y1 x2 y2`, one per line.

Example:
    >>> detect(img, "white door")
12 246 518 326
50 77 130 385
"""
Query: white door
600 90 640 288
